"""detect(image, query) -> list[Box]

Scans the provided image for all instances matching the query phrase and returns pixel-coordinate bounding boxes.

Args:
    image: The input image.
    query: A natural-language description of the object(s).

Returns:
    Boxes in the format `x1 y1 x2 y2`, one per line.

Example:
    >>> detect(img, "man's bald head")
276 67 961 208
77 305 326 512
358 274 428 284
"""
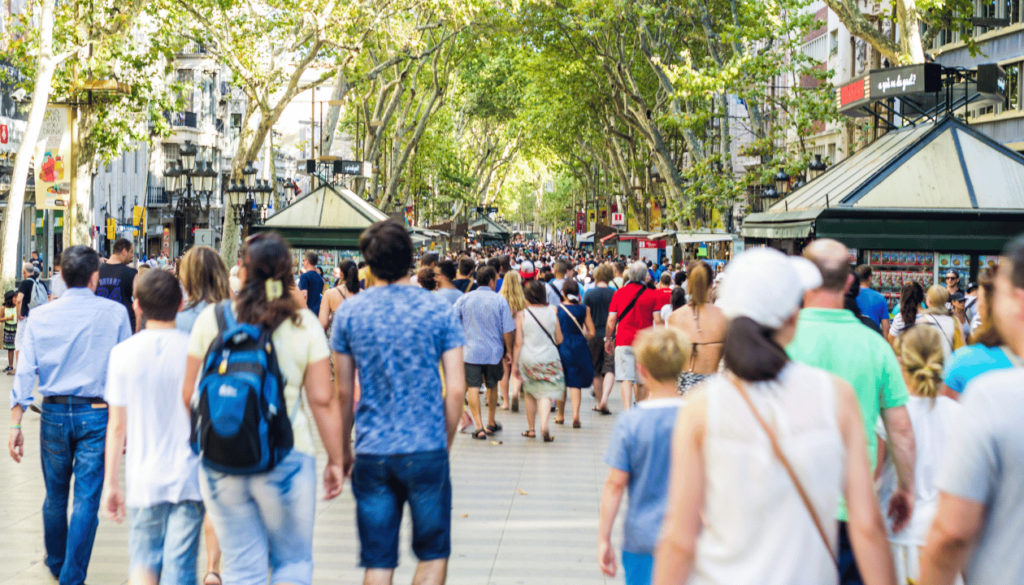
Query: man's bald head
803 239 851 293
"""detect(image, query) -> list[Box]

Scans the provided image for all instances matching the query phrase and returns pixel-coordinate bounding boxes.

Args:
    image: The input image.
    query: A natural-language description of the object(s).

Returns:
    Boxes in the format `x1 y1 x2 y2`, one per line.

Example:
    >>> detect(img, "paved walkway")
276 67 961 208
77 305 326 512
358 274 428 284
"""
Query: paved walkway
0 374 628 585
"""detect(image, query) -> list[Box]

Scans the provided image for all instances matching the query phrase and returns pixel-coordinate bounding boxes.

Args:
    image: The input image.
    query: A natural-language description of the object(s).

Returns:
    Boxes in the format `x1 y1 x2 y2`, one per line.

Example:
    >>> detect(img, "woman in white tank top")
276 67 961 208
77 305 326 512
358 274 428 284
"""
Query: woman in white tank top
653 248 897 585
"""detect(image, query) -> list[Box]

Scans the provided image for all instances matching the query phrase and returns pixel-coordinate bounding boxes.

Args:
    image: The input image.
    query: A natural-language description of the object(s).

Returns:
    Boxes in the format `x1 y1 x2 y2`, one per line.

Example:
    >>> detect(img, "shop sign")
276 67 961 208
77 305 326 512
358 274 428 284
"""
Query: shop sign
611 212 624 226
869 63 942 98
162 227 170 254
34 106 71 211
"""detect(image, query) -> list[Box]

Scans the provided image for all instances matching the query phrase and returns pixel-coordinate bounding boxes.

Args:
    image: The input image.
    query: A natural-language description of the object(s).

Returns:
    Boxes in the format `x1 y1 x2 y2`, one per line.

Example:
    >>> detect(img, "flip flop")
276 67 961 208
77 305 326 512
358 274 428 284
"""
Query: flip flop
554 418 564 425
572 421 581 429
521 430 536 438
542 433 555 443
204 573 222 585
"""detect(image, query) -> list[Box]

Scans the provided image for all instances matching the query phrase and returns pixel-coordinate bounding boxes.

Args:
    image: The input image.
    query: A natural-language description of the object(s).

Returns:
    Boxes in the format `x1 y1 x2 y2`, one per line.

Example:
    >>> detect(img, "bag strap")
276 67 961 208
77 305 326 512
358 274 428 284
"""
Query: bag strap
1002 346 1024 368
924 314 955 350
526 308 558 348
548 281 565 302
614 285 646 333
559 304 587 337
727 375 839 568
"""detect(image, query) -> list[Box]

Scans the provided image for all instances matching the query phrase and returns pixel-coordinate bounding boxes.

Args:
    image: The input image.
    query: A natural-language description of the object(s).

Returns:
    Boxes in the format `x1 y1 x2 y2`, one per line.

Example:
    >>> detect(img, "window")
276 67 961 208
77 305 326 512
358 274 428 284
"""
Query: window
1009 0 1021 24
175 69 194 111
230 113 242 128
134 149 139 174
829 30 839 54
163 143 180 163
122 152 126 173
1006 63 1021 111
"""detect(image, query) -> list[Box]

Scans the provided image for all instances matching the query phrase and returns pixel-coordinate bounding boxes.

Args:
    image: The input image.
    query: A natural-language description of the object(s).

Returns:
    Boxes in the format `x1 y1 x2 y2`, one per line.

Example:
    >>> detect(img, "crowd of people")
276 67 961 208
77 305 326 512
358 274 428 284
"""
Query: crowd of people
5 224 1024 585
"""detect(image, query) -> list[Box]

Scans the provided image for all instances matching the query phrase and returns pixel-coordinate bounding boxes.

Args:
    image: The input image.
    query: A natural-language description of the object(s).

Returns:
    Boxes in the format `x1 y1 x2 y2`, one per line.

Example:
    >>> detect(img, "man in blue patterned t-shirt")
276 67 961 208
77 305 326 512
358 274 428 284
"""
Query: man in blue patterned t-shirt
331 220 466 584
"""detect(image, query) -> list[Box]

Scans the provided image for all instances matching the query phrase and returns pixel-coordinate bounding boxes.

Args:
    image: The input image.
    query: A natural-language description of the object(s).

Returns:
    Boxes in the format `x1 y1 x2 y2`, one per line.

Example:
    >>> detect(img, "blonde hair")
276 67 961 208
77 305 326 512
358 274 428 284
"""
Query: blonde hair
500 271 527 313
926 285 950 312
894 326 945 399
634 327 691 383
593 264 613 283
180 246 231 309
687 260 712 308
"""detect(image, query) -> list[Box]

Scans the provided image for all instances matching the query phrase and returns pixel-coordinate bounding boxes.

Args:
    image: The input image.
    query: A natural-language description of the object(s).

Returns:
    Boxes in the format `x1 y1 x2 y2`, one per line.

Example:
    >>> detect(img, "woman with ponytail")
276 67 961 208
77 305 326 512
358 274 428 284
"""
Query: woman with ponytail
666 260 727 394
318 259 359 330
889 281 925 338
654 248 897 585
877 325 961 585
182 232 344 585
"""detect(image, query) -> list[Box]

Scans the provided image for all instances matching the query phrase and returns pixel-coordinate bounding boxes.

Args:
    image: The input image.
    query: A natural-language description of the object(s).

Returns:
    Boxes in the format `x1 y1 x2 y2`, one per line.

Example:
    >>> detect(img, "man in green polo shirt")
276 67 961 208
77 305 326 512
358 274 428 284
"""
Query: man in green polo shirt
787 239 916 585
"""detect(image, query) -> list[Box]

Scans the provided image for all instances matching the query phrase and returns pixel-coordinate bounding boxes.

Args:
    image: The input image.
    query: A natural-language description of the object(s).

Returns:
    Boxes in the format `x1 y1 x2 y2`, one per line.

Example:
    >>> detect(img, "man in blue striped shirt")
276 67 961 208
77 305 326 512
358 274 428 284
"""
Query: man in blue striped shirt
8 245 132 585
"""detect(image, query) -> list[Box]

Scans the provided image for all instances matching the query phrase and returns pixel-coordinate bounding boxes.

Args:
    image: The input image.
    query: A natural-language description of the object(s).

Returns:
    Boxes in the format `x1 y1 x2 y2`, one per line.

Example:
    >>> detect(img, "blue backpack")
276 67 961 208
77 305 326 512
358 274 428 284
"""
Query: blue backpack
190 301 293 474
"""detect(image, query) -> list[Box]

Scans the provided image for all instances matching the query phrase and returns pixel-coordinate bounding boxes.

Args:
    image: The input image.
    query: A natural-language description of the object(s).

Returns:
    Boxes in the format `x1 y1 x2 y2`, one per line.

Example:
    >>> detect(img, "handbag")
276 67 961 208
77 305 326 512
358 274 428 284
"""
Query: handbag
728 375 839 568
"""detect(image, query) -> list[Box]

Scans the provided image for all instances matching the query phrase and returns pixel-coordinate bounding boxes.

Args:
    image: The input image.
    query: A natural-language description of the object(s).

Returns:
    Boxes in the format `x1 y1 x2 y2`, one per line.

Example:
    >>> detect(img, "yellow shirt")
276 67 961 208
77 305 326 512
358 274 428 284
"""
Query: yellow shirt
187 303 330 456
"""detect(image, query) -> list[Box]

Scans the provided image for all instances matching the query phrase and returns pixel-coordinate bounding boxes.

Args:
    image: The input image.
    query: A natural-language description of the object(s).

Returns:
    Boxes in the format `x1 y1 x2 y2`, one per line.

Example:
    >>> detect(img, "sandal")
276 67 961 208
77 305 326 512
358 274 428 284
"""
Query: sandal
204 573 222 585
554 418 564 425
471 429 488 440
542 432 555 443
572 421 581 429
521 430 536 438
486 422 503 433
511 397 519 413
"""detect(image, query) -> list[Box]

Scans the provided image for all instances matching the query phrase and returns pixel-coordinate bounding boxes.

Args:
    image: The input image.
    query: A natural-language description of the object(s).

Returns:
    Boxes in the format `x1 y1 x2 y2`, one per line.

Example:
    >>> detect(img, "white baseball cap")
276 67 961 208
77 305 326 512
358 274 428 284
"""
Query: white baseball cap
717 248 822 329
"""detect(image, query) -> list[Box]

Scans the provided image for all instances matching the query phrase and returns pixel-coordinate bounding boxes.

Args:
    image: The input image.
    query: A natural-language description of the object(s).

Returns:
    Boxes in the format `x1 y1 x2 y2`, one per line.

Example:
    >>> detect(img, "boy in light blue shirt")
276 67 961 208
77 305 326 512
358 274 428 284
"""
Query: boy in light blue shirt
598 328 689 585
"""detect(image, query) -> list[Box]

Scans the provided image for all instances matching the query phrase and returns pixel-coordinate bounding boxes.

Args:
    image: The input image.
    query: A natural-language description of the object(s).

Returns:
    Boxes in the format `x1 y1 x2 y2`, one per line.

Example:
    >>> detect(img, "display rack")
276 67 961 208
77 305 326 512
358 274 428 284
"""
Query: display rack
866 250 939 311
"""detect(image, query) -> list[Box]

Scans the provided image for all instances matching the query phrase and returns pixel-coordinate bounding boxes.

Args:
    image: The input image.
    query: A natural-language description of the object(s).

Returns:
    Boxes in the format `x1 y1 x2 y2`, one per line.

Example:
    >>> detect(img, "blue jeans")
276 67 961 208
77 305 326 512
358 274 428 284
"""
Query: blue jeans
622 550 653 585
199 450 316 585
39 402 108 585
351 449 452 568
128 502 205 585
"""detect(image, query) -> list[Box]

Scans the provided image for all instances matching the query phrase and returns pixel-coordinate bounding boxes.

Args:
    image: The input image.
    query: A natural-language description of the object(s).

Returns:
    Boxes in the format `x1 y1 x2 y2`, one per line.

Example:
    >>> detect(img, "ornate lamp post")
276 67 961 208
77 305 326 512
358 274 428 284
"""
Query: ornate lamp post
227 162 273 239
164 141 216 252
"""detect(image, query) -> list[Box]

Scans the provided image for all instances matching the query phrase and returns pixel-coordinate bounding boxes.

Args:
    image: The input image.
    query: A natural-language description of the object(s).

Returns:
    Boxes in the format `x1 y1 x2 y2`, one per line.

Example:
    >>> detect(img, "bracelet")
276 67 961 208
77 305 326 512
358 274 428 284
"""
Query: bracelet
10 425 21 430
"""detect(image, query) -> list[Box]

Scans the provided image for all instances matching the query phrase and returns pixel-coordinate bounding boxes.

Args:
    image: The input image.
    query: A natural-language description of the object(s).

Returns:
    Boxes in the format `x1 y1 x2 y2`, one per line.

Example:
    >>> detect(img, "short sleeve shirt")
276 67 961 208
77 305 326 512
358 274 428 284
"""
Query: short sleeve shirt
937 367 1024 585
297 270 325 315
944 344 1014 394
856 287 890 327
331 284 465 455
188 304 330 456
17 278 34 317
605 398 684 554
584 287 615 337
452 287 515 365
98 263 138 331
787 307 909 521
607 283 659 346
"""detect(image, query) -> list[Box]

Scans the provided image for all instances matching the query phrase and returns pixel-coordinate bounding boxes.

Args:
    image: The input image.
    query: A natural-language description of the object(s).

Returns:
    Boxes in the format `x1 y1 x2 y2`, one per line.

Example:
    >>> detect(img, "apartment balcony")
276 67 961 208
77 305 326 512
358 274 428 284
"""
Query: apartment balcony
178 42 213 57
164 111 198 129
147 186 169 207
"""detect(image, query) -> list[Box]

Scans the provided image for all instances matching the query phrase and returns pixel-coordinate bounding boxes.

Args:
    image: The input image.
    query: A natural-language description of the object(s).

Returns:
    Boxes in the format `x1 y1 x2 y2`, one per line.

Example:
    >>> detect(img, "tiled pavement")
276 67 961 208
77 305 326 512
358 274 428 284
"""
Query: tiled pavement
0 375 627 585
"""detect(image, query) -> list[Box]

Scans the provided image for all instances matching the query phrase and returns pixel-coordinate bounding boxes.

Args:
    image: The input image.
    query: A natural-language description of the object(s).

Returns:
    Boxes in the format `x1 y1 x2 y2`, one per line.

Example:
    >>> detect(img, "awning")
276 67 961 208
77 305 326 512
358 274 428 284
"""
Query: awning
676 233 734 244
600 233 618 243
740 220 815 240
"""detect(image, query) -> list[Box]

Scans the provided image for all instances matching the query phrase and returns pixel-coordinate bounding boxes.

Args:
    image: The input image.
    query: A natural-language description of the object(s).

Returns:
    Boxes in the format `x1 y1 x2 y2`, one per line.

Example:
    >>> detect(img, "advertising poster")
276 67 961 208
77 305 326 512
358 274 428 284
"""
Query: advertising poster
34 105 71 210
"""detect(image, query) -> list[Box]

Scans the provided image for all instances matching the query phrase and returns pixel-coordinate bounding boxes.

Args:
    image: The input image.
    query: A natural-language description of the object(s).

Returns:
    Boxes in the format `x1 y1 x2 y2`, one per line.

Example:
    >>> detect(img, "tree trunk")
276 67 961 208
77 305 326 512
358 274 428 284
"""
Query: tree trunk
220 104 270 266
68 106 99 247
897 0 926 64
321 71 352 156
1 0 58 290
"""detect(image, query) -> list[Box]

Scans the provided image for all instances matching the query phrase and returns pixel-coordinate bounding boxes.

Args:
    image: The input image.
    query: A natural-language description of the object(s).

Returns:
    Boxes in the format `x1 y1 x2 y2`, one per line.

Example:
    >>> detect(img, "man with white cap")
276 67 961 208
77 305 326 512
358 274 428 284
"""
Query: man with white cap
654 247 897 585
788 238 915 585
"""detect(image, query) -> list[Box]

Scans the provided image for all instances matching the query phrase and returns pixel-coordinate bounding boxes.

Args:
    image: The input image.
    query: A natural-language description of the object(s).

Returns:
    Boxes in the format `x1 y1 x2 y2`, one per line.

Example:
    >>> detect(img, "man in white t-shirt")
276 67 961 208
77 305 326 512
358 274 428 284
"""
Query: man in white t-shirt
100 270 203 584
922 234 1024 585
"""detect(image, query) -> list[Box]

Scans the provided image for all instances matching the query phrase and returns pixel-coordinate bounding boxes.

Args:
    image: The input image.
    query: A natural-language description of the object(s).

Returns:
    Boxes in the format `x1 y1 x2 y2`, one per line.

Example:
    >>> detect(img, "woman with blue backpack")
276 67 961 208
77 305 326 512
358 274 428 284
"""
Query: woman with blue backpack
182 232 345 585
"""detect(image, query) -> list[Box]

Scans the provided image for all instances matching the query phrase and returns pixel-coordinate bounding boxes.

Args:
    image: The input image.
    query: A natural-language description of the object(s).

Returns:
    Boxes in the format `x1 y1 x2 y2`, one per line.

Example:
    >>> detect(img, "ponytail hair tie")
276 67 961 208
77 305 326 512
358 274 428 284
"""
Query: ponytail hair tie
566 294 580 302
265 279 283 301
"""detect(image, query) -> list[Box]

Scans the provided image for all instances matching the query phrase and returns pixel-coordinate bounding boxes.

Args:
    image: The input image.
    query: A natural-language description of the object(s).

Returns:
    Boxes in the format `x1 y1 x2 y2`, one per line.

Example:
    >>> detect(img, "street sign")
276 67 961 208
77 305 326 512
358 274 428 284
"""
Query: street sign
132 205 144 226
611 212 624 226
194 229 214 247
331 159 374 177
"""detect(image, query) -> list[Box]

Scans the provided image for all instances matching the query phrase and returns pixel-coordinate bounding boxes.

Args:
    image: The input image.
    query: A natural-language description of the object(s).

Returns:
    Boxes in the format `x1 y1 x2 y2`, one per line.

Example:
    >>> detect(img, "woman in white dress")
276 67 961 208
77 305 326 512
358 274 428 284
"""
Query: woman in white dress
653 248 897 585
512 280 563 442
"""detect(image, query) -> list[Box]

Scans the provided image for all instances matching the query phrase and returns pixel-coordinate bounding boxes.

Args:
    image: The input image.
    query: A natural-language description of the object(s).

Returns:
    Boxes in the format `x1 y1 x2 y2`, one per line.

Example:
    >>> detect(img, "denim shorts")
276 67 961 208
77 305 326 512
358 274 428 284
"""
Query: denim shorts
128 501 205 585
200 450 316 585
351 449 452 568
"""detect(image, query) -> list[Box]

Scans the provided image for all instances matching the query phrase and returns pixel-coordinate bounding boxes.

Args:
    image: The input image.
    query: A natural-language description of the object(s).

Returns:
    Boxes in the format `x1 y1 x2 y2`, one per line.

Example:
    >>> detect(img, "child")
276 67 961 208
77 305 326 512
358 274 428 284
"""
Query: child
100 270 203 585
877 325 962 585
3 291 15 373
598 327 690 585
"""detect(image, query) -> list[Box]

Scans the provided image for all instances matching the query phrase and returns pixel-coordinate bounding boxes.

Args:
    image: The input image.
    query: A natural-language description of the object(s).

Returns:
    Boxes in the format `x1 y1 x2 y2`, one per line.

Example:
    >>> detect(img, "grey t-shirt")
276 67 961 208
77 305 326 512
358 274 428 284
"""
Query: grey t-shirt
937 366 1024 584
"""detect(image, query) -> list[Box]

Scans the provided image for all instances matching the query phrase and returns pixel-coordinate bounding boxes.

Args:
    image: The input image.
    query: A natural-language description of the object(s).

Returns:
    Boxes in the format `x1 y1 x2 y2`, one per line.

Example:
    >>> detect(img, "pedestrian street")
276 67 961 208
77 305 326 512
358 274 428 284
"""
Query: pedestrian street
0 372 627 585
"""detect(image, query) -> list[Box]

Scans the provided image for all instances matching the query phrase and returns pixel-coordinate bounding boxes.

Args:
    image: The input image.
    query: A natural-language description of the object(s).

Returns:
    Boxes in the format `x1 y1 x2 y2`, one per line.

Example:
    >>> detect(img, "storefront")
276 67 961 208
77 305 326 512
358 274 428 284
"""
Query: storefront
250 183 388 271
599 231 655 259
741 117 1024 311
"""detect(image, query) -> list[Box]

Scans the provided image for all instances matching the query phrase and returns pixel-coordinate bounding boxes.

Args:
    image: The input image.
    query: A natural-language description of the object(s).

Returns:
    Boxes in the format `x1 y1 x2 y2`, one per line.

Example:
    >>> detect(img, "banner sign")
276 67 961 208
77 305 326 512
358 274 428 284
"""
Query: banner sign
34 106 71 210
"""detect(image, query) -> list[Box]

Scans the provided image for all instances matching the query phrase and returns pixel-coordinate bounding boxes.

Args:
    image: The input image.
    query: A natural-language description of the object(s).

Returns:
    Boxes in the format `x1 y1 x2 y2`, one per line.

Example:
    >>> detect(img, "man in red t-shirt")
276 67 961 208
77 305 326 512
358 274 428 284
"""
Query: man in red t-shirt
655 272 673 311
604 261 663 410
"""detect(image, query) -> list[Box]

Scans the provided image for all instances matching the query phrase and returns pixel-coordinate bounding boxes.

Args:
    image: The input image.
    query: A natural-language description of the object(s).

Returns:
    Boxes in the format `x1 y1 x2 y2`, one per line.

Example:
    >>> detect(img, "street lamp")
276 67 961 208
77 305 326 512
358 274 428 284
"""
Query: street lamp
774 167 790 197
808 154 828 180
242 162 258 190
165 142 216 252
228 162 271 232
180 141 198 173
284 179 296 204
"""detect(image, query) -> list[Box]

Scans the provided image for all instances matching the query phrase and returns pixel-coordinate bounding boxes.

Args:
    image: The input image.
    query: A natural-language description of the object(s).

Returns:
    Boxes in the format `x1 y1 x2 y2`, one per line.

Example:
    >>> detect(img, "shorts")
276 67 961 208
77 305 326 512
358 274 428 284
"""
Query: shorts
588 336 606 375
465 362 503 389
622 550 654 585
614 346 640 382
14 319 25 349
351 449 452 568
128 501 205 585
